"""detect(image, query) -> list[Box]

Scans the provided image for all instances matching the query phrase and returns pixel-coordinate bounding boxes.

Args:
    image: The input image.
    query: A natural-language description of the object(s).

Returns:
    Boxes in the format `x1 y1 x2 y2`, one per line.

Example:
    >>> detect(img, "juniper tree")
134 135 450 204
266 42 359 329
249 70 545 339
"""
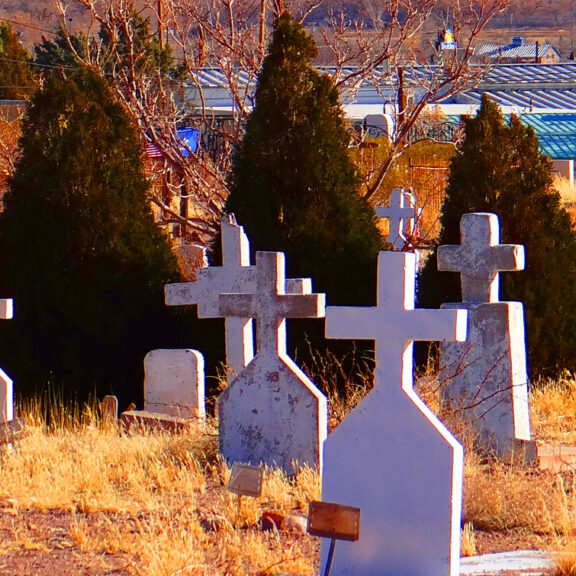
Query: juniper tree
0 22 35 99
418 94 576 377
0 68 185 404
226 12 383 308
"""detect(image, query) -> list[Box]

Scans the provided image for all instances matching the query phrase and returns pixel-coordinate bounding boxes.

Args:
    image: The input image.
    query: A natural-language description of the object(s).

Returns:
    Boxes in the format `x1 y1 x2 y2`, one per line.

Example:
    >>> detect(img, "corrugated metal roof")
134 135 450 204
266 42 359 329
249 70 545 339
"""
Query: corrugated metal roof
447 112 576 159
476 42 558 60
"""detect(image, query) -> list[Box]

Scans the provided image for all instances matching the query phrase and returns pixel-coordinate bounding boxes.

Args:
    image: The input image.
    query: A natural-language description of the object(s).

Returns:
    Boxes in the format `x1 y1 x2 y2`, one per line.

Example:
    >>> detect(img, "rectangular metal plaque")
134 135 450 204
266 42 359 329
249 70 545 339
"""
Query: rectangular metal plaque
227 463 264 497
307 501 360 542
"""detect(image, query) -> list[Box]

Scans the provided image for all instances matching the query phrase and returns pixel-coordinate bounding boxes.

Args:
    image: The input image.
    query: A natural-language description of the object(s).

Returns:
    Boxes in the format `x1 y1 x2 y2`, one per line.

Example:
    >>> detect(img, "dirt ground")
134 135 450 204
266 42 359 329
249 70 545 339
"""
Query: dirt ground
0 502 555 576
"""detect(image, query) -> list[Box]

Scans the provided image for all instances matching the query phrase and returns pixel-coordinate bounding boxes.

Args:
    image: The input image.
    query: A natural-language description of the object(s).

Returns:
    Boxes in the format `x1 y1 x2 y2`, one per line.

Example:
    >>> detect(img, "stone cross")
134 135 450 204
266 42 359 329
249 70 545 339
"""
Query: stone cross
438 213 531 459
165 215 312 380
375 187 417 250
220 251 323 357
218 251 327 472
321 250 467 576
165 214 255 378
438 212 525 303
0 298 13 425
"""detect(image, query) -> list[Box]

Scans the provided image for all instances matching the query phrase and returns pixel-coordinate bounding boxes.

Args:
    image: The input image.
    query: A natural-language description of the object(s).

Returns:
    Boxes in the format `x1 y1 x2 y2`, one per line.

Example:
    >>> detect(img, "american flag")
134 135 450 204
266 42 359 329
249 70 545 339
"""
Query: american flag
145 141 164 159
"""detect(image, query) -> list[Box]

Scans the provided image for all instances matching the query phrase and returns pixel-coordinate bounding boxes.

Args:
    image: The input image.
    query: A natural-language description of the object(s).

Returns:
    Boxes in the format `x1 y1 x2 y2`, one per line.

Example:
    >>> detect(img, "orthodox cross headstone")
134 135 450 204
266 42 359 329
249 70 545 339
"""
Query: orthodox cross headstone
218 251 327 472
438 212 531 458
144 349 205 418
165 215 311 380
321 250 467 576
0 298 13 425
375 187 417 250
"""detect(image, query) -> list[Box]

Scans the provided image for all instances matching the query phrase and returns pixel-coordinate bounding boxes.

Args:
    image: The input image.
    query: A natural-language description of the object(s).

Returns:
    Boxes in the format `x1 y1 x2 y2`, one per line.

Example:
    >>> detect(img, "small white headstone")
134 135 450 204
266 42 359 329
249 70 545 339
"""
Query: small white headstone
438 212 531 455
144 349 205 419
321 251 467 576
375 187 417 250
218 251 327 472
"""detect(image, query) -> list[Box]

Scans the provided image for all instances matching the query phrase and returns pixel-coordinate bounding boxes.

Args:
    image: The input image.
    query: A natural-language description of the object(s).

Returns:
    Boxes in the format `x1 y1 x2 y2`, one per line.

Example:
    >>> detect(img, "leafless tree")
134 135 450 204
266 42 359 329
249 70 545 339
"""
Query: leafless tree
54 0 510 243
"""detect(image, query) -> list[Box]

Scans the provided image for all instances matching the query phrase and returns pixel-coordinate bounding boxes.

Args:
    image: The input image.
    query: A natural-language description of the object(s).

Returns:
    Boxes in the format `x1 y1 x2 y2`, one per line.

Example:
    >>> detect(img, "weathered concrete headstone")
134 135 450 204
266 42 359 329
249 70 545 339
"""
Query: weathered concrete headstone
438 212 531 458
144 349 205 419
174 244 208 281
0 298 13 425
322 250 467 576
218 251 327 472
375 187 417 250
166 214 255 379
165 215 311 381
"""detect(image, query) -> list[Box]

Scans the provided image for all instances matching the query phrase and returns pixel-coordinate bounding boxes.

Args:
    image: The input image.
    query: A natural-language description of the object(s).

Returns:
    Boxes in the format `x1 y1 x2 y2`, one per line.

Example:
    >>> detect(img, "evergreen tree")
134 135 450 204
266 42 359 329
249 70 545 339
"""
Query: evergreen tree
225 12 383 308
0 67 183 404
419 94 576 377
0 22 35 99
34 26 86 78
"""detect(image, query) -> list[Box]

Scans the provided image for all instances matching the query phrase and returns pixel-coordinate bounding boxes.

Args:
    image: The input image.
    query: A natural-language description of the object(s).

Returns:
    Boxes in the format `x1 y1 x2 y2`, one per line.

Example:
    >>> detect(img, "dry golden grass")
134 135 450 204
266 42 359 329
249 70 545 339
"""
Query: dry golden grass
0 397 320 575
6 371 576 573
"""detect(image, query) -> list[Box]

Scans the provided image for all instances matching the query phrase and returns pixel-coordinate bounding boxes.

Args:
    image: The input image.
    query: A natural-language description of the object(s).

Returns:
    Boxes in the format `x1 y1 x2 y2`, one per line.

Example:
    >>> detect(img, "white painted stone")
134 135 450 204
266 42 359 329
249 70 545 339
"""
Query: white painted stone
166 214 255 379
375 187 417 250
218 251 327 472
144 349 205 419
0 297 13 425
322 251 468 576
165 215 312 380
438 213 531 456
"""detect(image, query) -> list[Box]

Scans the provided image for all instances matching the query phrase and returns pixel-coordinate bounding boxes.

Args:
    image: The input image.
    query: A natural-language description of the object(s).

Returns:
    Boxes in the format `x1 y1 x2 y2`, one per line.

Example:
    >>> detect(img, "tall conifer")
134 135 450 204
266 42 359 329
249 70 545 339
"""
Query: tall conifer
226 12 382 308
0 68 182 403
419 95 576 376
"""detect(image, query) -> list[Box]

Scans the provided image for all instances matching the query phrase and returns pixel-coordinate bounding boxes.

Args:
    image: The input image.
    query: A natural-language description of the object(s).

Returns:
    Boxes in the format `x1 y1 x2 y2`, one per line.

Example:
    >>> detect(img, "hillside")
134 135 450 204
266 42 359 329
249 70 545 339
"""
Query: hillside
1 0 575 53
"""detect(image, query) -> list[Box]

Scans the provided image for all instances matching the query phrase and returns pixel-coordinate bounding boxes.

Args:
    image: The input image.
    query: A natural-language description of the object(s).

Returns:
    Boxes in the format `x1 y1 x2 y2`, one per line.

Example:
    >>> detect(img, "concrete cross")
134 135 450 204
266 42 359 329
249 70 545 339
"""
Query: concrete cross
438 212 525 304
326 251 467 393
220 251 325 358
375 187 417 250
165 214 256 377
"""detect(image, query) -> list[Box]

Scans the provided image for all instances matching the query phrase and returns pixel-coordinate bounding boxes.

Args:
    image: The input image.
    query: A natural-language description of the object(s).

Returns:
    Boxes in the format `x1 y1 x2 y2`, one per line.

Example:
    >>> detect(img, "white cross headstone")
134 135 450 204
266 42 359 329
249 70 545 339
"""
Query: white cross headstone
0 298 13 425
218 251 327 472
438 212 531 457
375 187 417 250
144 349 205 418
321 250 467 576
165 215 312 380
166 214 255 379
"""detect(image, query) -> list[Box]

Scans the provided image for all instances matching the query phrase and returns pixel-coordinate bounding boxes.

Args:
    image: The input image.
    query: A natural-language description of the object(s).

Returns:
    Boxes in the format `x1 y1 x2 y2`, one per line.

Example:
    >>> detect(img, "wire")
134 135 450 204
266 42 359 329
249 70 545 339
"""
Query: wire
0 16 57 36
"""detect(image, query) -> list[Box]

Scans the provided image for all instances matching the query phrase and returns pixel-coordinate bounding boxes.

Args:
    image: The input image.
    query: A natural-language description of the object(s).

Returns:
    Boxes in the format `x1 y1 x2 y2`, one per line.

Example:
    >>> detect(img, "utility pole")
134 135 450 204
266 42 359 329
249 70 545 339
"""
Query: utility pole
259 0 266 54
158 0 165 51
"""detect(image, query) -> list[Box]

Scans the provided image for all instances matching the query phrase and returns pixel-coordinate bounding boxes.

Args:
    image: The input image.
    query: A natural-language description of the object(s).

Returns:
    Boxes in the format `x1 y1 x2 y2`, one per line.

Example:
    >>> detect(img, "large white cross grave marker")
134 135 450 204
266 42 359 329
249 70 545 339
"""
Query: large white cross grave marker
438 212 531 457
321 250 467 576
218 251 327 472
375 187 418 250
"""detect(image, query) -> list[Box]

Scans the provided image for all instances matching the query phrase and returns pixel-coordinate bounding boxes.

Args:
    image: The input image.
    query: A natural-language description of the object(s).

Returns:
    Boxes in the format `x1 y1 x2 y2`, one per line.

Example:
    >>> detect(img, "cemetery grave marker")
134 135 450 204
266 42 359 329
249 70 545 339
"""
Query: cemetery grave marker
165 214 312 380
322 250 467 576
218 251 327 472
438 212 532 458
0 297 13 425
144 348 205 418
375 187 418 250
